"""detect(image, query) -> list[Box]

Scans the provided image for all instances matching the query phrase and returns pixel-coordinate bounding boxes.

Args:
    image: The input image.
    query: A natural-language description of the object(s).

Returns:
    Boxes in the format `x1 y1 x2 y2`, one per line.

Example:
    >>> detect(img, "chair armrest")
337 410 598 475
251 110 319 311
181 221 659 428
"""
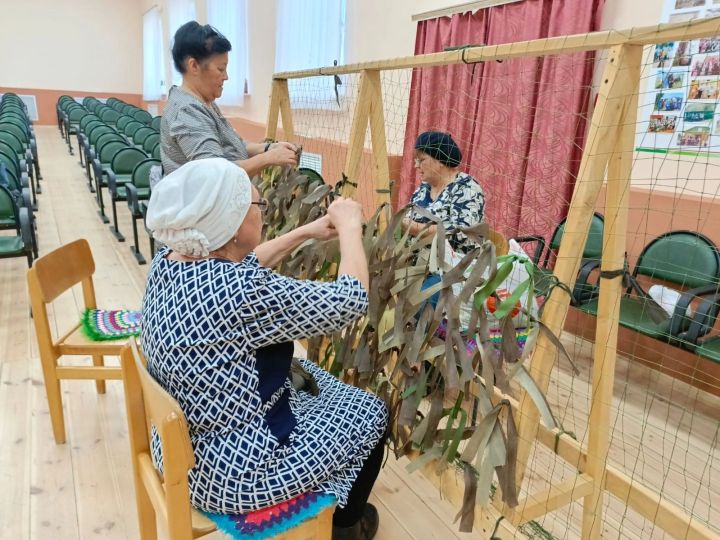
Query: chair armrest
20 172 29 189
19 207 32 248
92 158 102 181
107 170 118 195
514 235 546 265
20 159 28 174
672 285 720 339
126 183 141 215
21 188 31 209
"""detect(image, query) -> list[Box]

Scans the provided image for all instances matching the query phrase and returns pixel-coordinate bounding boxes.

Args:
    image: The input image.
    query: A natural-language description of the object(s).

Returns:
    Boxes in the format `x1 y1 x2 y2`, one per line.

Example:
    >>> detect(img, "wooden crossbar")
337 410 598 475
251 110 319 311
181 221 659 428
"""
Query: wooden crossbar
274 17 720 79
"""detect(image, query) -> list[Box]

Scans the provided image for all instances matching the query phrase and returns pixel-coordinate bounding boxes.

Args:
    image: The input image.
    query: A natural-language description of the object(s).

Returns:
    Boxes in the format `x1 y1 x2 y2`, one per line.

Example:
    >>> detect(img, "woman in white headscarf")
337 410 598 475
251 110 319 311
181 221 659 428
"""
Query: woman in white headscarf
143 158 386 540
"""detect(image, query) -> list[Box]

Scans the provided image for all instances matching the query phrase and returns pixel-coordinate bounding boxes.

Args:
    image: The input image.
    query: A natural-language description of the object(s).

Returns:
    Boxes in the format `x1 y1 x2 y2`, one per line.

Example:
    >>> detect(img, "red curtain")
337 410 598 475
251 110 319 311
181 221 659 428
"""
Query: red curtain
399 0 605 241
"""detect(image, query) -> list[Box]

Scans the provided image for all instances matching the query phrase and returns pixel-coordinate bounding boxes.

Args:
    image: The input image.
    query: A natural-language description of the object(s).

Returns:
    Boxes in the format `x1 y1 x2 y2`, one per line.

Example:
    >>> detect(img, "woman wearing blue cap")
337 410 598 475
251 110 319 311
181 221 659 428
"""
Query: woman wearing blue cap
402 131 485 254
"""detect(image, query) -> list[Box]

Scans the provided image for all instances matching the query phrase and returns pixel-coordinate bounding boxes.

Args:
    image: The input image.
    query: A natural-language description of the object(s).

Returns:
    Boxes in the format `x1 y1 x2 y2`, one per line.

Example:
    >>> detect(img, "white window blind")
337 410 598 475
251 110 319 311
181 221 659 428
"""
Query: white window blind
207 0 248 106
169 0 197 86
143 7 166 100
275 0 346 107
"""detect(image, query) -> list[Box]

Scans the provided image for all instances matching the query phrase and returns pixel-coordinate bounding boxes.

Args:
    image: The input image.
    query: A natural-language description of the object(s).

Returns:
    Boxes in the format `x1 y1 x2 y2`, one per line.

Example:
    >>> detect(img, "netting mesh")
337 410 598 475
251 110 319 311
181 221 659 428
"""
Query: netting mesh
272 22 720 540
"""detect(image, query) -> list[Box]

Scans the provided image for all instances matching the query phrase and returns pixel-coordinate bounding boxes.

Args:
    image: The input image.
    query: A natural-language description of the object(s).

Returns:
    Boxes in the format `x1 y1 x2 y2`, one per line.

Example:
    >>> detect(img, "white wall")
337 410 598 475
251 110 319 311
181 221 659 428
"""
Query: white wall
0 0 143 93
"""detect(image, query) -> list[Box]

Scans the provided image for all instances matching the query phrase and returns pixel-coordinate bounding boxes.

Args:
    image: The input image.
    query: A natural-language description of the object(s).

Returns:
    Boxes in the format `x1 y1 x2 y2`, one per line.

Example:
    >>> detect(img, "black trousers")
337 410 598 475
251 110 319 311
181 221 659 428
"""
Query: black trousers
332 432 388 527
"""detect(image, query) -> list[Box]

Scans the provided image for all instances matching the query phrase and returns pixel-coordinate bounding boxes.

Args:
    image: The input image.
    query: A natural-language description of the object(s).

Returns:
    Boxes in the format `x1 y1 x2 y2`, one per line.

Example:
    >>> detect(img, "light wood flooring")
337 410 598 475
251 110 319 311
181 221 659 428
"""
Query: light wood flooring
0 126 718 539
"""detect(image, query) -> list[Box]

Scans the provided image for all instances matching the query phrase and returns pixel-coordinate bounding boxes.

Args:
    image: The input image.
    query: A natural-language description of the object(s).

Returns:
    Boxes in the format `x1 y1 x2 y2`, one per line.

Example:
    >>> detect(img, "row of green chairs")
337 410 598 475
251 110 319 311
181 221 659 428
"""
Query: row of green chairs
0 93 39 265
519 215 720 369
57 96 161 265
1 95 41 206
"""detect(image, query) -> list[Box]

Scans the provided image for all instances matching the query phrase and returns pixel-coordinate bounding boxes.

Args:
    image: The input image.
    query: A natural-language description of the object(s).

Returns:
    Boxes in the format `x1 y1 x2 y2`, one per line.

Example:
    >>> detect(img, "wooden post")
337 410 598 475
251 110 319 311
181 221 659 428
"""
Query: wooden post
343 69 390 206
265 79 295 141
581 43 642 539
511 44 645 496
366 71 391 206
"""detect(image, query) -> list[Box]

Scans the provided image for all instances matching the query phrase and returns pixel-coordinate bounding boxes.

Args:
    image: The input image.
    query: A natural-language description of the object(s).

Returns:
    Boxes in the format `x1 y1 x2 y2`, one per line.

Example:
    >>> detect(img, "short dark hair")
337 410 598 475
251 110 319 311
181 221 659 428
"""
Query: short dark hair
172 21 232 74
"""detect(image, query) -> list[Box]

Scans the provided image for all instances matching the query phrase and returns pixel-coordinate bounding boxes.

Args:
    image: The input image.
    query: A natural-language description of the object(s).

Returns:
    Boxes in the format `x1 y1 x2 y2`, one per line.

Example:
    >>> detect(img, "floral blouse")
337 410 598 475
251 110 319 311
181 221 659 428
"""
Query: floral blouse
406 172 485 253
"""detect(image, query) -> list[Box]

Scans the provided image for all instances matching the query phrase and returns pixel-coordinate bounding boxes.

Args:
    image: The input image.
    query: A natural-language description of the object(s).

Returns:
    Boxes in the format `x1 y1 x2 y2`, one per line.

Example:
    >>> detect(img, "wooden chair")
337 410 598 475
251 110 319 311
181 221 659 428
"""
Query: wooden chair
27 239 124 444
121 338 334 540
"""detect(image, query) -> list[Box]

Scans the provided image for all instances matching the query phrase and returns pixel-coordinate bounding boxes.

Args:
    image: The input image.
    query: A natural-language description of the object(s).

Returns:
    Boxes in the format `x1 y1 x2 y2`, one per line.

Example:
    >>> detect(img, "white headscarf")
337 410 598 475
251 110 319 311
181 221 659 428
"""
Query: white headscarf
146 158 252 257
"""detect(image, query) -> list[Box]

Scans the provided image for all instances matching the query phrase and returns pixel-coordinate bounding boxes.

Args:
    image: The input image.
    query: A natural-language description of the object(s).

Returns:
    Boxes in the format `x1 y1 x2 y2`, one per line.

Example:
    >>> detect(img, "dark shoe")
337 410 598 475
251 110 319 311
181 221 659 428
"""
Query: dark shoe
332 503 380 540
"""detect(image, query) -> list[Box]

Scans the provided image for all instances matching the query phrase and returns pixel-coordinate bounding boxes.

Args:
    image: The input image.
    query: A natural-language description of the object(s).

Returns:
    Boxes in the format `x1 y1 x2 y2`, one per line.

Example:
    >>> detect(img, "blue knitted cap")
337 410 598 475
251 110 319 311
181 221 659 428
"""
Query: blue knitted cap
414 131 462 167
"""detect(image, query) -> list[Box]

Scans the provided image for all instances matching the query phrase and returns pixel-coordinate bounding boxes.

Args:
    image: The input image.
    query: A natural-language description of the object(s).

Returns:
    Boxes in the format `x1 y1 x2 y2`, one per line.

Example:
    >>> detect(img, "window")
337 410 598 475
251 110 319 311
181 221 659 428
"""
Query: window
168 0 197 87
275 0 346 106
143 6 166 100
207 0 249 106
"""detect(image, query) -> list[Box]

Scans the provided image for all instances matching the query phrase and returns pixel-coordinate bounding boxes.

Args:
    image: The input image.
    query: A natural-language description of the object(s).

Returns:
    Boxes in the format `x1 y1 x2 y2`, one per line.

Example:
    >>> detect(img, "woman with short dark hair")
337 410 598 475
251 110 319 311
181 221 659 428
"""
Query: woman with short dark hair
161 21 297 175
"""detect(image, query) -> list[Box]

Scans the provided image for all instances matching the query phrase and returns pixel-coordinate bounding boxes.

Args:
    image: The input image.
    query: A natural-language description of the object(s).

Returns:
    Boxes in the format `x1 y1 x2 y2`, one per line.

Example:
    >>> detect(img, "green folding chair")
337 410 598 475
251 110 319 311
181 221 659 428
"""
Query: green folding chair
106 147 147 241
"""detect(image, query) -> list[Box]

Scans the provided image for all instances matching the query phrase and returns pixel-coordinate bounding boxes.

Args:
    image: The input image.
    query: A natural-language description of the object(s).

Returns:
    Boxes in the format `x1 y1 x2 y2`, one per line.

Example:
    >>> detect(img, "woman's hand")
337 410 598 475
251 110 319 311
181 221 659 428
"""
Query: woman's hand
327 197 364 232
301 215 337 241
265 142 299 167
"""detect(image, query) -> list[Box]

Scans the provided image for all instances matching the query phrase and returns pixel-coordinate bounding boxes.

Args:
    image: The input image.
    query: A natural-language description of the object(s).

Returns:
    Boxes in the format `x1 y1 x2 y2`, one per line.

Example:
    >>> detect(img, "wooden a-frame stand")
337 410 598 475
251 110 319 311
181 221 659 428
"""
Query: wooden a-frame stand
265 17 720 539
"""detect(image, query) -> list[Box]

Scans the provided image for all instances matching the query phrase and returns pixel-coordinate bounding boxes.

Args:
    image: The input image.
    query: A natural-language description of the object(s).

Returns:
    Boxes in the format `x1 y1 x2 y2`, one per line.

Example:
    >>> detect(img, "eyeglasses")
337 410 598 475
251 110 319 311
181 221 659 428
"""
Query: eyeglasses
251 198 268 212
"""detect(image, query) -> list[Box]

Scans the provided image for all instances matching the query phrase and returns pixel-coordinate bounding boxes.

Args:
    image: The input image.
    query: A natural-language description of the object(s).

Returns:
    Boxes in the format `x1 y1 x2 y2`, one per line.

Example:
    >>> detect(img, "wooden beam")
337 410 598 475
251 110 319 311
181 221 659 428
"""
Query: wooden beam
605 469 718 540
273 18 720 79
512 42 637 498
55 367 123 380
366 70 391 207
506 474 594 527
342 70 374 197
265 79 295 141
582 43 642 540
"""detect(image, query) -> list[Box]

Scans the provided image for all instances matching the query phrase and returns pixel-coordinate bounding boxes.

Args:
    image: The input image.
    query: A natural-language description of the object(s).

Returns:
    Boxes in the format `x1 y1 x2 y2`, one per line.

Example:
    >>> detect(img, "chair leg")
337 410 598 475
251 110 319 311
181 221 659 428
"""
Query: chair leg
96 177 109 224
134 483 159 540
130 216 146 265
92 355 106 394
109 198 125 242
38 357 66 444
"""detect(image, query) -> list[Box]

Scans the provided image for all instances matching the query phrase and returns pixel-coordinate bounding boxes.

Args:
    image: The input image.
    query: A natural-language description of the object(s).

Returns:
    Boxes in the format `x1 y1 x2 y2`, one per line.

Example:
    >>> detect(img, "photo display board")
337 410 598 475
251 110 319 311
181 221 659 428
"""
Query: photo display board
637 0 720 156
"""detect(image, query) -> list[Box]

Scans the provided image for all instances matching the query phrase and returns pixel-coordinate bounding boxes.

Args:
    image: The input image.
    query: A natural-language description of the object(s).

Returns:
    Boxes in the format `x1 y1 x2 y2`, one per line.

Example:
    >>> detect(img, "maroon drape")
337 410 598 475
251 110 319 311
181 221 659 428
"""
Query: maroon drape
399 0 605 241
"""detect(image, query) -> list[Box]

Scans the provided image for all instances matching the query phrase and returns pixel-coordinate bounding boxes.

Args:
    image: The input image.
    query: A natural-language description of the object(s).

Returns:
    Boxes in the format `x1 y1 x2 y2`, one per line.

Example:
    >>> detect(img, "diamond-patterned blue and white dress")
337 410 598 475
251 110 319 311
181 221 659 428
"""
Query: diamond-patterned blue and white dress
141 248 388 514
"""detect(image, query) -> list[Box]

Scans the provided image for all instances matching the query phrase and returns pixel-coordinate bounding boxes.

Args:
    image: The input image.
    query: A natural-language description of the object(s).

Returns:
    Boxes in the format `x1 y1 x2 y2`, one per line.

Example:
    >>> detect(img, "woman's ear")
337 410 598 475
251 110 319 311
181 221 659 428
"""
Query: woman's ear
185 57 199 75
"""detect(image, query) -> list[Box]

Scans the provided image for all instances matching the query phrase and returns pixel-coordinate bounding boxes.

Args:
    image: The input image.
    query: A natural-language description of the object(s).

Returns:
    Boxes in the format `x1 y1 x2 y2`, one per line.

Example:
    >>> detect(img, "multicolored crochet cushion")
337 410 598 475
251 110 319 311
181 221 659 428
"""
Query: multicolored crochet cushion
203 492 335 540
81 308 142 341
435 320 529 358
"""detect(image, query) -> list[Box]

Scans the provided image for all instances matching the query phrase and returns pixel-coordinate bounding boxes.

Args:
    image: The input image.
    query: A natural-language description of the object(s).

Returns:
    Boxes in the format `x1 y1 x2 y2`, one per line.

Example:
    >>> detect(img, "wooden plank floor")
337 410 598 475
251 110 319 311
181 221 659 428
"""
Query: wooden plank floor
1 126 718 539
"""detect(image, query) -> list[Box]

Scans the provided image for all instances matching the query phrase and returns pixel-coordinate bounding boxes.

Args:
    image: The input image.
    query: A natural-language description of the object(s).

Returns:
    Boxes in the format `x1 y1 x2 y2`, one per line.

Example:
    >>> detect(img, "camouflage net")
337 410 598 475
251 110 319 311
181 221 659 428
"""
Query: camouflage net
254 165 573 532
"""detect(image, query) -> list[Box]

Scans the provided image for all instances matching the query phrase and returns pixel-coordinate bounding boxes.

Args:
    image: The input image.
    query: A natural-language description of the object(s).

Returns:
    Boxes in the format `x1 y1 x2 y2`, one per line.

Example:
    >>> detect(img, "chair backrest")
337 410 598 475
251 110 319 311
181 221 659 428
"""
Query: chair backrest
0 150 21 180
142 133 160 154
152 142 161 160
133 109 153 125
121 104 136 116
99 141 129 163
120 338 199 540
28 238 96 304
88 124 114 146
116 115 135 132
150 116 161 131
79 114 100 132
0 131 24 155
100 109 121 125
635 231 720 289
124 121 145 138
133 126 156 146
96 132 127 154
0 113 30 133
131 158 161 189
66 108 87 124
547 212 605 263
111 147 147 175
0 122 29 144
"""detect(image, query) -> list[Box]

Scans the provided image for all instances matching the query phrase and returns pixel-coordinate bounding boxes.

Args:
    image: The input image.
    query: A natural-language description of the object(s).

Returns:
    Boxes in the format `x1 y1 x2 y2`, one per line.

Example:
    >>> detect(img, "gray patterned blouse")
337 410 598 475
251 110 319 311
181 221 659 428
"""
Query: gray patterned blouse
160 85 249 174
